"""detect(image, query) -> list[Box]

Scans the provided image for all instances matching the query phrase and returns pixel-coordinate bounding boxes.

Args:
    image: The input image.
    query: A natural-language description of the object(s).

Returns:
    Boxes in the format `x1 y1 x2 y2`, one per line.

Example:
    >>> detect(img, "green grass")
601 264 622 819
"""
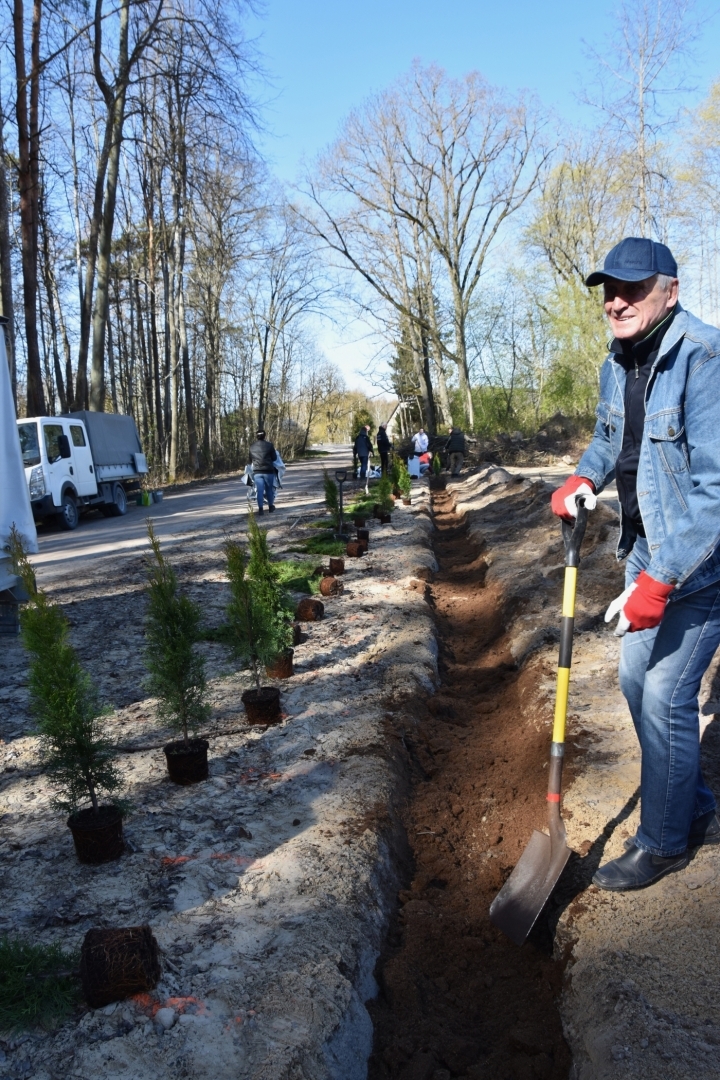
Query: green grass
346 497 376 519
309 518 335 529
0 936 80 1032
199 623 237 645
275 559 322 595
290 533 347 557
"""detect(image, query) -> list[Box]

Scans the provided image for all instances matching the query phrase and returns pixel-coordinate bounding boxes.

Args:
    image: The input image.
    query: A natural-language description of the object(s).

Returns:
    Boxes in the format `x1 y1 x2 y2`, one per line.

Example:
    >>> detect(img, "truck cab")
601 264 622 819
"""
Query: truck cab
17 413 148 530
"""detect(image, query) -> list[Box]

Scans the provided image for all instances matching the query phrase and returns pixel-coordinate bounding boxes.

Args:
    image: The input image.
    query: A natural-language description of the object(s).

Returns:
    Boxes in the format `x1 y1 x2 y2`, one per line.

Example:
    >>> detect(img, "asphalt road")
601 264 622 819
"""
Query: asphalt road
32 446 354 585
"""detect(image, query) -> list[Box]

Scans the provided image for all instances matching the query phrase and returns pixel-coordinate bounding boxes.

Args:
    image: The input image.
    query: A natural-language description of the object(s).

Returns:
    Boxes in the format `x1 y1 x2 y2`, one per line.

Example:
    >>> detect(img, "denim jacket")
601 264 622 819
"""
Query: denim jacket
576 304 720 597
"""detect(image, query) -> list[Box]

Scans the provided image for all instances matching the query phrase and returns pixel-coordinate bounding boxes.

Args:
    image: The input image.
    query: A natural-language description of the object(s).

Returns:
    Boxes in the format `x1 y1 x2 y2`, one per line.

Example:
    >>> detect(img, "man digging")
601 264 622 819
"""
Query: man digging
551 236 720 892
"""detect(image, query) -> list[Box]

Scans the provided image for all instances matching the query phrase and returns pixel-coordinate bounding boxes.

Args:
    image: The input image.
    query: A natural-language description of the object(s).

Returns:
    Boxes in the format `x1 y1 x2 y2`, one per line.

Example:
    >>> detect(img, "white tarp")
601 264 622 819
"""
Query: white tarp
0 321 38 592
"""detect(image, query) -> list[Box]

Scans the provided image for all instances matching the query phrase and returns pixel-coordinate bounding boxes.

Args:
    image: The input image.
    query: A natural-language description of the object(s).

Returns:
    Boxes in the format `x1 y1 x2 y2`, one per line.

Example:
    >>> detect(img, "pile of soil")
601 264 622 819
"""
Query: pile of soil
368 487 573 1080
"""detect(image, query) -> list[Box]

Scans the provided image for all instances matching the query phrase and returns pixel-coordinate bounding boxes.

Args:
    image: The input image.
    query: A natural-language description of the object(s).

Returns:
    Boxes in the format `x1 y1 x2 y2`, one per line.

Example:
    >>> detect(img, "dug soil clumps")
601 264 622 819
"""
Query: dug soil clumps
80 925 161 1008
369 475 621 1080
295 597 325 621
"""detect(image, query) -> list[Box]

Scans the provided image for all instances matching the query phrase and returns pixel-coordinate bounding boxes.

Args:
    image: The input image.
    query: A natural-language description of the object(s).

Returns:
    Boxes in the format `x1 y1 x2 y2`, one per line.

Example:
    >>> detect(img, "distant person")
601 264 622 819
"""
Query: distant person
446 427 467 475
376 423 391 475
248 429 277 515
412 427 429 455
353 425 373 480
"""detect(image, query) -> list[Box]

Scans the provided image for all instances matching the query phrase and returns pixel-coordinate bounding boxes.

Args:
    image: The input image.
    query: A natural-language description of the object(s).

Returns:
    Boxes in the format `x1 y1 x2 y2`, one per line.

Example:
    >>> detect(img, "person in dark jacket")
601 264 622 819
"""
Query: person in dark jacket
353 425 373 479
446 427 466 475
248 429 278 514
376 424 391 475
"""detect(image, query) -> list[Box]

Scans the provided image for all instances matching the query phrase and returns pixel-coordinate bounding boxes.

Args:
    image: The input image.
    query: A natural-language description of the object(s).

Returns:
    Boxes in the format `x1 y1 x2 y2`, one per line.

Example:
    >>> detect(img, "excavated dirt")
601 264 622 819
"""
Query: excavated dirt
368 472 623 1080
369 486 570 1080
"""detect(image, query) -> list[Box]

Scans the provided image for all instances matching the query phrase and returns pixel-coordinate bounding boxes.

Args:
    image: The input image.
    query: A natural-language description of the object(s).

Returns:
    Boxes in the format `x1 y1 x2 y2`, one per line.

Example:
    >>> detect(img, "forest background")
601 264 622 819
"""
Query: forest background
1 0 720 479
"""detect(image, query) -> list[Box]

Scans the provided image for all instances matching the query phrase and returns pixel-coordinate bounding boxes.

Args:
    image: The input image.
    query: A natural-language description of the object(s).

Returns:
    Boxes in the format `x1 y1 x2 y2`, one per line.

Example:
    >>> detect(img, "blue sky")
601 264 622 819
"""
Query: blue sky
244 1 720 391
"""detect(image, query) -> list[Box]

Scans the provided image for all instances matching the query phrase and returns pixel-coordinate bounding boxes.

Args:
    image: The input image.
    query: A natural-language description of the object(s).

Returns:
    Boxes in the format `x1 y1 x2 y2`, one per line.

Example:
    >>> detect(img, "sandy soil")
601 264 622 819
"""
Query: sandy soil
3 460 718 1080
0 476 437 1080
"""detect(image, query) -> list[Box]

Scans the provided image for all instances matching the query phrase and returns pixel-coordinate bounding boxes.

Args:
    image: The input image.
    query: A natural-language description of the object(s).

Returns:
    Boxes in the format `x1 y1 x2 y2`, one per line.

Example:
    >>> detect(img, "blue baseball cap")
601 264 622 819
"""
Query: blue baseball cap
585 237 678 287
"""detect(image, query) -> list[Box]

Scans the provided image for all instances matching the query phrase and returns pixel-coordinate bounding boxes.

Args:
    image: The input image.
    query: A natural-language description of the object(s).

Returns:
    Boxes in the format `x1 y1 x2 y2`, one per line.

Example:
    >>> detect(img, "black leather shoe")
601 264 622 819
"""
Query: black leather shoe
268 505 276 512
623 810 720 852
593 846 688 891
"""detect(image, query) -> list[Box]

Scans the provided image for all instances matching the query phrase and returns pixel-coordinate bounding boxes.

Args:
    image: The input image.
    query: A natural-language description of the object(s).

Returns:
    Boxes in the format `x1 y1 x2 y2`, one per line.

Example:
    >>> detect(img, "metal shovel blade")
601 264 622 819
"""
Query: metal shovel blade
488 829 571 946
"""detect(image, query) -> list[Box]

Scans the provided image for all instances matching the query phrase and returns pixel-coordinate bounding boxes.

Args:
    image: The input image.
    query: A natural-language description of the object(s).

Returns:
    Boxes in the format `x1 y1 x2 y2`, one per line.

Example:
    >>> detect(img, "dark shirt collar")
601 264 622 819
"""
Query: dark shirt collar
610 305 677 366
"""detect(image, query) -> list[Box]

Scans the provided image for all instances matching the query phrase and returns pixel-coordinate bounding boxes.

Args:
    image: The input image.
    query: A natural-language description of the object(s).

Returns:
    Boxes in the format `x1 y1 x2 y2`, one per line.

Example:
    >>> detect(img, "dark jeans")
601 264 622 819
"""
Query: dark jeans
380 452 389 476
619 536 720 855
358 455 369 479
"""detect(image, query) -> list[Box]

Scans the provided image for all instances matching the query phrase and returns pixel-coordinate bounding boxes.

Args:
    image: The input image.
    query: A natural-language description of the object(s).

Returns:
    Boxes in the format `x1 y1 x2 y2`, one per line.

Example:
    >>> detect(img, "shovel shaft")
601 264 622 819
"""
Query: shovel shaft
552 566 577 746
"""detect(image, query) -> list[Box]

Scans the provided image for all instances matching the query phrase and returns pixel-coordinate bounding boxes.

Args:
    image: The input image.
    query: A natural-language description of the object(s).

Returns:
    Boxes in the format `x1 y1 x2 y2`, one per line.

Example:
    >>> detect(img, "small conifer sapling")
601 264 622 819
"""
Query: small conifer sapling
10 526 122 817
144 522 210 748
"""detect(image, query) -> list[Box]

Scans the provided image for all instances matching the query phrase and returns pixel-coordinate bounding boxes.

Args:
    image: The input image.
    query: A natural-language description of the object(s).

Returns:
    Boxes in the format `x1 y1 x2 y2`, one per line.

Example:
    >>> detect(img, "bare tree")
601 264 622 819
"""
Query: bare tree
303 63 550 430
583 0 701 238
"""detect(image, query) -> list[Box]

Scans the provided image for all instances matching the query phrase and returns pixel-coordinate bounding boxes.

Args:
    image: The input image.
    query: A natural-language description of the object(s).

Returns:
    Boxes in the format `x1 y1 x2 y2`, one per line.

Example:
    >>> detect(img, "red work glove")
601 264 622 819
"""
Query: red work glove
622 570 675 632
551 476 597 522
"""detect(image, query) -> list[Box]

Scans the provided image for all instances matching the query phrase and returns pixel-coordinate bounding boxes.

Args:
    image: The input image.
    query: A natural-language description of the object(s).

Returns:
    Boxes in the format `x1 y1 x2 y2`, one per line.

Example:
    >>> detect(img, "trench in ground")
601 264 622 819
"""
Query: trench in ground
367 483 572 1080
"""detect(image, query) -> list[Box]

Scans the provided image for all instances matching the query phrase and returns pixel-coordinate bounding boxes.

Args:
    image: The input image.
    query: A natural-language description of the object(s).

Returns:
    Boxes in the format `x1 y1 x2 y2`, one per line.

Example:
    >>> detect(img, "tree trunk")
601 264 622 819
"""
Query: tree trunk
13 0 45 415
38 188 67 412
89 75 128 410
0 112 16 405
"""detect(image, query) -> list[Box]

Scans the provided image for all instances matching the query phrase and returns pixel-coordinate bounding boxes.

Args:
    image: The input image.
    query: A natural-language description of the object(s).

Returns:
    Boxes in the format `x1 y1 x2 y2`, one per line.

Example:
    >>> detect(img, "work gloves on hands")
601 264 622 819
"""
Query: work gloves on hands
604 570 675 636
551 475 597 522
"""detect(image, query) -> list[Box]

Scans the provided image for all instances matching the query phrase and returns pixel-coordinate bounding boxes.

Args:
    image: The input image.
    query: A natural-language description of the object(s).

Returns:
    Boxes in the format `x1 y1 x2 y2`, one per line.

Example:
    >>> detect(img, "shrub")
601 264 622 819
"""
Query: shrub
225 513 293 687
145 523 210 747
12 530 123 817
323 471 340 528
375 475 394 513
396 460 412 497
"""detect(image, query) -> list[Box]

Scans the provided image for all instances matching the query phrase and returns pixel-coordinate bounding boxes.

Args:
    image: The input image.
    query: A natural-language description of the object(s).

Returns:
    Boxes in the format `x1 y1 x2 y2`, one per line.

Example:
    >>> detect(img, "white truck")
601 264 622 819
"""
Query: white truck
16 411 148 530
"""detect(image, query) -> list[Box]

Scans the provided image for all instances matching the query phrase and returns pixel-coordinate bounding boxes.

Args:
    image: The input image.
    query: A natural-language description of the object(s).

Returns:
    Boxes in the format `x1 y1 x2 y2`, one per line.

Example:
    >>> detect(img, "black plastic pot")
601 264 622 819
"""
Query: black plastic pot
356 527 369 542
379 513 392 524
164 738 209 785
67 805 124 864
242 686 282 725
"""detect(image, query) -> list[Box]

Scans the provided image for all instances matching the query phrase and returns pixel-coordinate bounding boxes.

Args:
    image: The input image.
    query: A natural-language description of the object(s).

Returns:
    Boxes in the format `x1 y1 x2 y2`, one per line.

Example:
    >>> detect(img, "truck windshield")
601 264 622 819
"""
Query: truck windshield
17 423 41 467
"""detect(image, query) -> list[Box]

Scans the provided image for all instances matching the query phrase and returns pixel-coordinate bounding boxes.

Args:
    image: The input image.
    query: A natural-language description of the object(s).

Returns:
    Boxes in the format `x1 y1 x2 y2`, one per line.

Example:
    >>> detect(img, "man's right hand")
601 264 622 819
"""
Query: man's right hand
551 475 597 522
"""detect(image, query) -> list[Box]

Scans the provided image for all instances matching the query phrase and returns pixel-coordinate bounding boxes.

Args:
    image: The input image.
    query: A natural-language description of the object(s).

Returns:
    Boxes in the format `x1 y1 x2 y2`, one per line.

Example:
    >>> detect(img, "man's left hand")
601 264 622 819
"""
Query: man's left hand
604 570 674 636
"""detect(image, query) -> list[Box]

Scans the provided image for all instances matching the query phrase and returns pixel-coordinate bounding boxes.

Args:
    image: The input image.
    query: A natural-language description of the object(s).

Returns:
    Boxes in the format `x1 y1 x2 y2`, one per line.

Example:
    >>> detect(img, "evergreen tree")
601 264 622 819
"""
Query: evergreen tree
144 522 210 747
11 528 122 815
225 513 292 688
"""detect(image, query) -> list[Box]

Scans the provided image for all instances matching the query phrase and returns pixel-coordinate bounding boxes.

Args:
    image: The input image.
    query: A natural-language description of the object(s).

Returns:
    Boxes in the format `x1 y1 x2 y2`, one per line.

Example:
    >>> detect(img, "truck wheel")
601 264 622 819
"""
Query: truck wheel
58 493 79 531
107 483 128 517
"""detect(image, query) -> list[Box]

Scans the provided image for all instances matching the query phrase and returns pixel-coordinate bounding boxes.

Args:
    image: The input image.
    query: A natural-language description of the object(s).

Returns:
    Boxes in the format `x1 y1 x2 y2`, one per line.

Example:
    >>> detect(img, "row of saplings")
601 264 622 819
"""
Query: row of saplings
2 513 340 1018
1 485 405 1024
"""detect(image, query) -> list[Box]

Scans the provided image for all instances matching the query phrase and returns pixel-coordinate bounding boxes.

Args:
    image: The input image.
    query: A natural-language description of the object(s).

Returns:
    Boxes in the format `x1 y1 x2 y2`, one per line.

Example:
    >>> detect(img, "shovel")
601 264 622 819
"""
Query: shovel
489 499 589 945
